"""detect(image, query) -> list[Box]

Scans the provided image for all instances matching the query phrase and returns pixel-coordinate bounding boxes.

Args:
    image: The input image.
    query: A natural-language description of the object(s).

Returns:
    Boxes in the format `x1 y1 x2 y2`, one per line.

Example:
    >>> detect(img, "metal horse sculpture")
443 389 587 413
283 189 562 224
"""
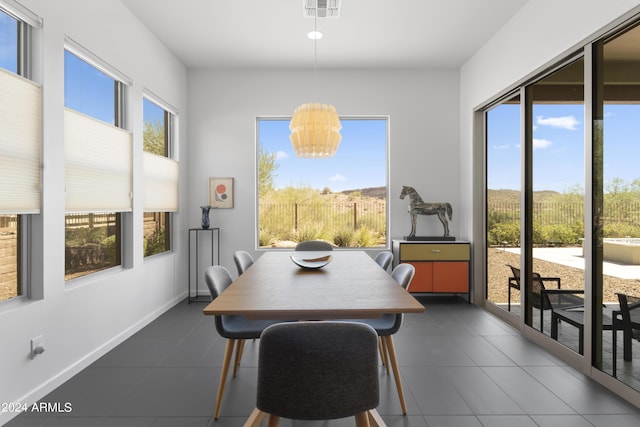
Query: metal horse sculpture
399 186 453 238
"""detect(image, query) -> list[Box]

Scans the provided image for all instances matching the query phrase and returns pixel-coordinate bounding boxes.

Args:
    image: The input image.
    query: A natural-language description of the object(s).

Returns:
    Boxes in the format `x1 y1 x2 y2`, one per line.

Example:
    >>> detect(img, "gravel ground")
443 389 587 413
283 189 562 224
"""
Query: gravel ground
487 247 640 304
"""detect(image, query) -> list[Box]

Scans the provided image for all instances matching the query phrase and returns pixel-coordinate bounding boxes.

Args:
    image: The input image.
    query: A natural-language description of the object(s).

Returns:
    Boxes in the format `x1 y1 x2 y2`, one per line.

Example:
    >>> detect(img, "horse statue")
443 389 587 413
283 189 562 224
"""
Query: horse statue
399 186 452 238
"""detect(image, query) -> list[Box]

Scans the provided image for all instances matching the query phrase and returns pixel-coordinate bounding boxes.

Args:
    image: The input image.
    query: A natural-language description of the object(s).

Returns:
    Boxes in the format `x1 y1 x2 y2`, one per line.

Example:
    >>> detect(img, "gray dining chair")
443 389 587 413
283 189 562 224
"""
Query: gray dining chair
204 265 280 419
356 263 415 415
295 240 333 251
244 321 385 427
374 251 394 271
233 250 254 276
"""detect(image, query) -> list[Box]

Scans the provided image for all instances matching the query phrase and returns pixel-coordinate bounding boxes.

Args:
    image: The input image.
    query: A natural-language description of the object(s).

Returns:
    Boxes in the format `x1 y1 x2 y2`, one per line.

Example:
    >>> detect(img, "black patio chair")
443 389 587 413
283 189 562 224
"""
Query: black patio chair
506 264 584 332
612 293 640 377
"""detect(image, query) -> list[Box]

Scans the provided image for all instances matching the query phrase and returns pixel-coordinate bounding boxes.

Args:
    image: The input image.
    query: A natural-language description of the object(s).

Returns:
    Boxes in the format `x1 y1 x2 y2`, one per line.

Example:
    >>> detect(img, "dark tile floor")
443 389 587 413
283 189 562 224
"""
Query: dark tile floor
6 297 640 427
503 304 640 391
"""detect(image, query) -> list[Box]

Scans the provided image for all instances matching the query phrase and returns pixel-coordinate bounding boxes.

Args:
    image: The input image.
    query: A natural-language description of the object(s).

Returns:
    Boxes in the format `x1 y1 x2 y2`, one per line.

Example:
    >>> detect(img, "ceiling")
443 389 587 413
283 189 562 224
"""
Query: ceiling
120 0 530 69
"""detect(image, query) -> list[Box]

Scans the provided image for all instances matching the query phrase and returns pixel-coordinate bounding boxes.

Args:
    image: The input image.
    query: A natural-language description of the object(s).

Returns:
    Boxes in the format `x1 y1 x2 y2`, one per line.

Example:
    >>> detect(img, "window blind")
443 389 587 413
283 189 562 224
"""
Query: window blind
143 152 178 212
64 108 132 213
0 67 41 214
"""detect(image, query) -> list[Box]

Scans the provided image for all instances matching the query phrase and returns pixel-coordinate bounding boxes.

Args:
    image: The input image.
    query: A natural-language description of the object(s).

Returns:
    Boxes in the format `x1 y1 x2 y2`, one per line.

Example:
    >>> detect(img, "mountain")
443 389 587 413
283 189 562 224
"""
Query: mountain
488 189 560 204
341 186 387 199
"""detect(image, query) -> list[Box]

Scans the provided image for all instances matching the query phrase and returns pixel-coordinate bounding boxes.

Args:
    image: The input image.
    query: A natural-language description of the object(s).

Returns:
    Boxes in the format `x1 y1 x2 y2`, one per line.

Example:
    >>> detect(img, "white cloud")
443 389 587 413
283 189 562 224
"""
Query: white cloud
329 174 346 182
533 138 552 150
536 115 580 130
275 150 288 160
493 144 510 150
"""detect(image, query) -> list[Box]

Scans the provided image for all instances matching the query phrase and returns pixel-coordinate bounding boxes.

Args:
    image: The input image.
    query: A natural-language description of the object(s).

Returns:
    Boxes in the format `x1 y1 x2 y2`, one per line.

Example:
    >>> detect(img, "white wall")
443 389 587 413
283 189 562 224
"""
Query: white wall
187 68 461 270
0 1 188 423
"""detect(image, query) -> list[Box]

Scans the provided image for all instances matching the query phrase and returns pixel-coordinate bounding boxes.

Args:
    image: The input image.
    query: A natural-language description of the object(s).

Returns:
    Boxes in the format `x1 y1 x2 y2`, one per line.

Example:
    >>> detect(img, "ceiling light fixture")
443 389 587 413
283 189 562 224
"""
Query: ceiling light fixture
290 1 342 158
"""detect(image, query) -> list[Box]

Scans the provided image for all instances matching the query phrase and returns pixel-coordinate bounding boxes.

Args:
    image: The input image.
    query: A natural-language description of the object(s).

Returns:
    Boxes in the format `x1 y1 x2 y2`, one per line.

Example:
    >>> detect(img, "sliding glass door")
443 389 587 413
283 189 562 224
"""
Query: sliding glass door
527 58 585 346
486 93 521 315
595 23 640 388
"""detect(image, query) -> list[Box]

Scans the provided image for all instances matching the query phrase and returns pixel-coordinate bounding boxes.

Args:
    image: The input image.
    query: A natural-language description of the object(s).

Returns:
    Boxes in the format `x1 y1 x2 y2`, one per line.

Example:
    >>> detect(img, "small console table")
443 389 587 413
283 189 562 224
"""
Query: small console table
188 227 220 303
392 239 471 302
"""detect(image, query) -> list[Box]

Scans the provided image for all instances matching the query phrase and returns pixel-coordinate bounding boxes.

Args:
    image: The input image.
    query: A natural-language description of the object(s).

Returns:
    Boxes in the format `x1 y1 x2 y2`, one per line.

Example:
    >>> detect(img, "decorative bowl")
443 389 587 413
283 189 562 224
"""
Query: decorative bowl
290 254 333 269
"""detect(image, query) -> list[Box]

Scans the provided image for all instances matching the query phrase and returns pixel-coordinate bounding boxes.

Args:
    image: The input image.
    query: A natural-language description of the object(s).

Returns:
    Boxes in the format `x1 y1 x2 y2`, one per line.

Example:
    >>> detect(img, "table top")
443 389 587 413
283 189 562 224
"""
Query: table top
202 251 425 320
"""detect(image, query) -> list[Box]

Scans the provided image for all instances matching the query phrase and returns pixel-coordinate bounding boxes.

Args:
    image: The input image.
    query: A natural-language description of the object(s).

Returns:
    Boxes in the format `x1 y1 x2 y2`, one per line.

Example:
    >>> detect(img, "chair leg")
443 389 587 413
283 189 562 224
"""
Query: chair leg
355 411 370 427
382 335 407 415
233 339 245 377
613 325 618 377
368 409 386 427
243 407 267 427
214 338 236 419
267 415 280 427
379 337 389 374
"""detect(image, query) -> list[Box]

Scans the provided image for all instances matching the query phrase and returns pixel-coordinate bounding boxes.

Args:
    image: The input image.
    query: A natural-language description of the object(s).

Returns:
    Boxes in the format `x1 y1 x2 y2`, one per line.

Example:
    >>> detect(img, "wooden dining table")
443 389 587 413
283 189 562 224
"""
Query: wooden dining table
202 250 425 320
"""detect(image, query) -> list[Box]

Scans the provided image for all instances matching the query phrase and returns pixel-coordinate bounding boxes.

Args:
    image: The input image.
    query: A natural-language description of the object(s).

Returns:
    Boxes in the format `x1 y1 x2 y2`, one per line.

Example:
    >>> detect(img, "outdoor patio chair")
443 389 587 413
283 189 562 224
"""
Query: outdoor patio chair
506 264 584 332
612 293 640 377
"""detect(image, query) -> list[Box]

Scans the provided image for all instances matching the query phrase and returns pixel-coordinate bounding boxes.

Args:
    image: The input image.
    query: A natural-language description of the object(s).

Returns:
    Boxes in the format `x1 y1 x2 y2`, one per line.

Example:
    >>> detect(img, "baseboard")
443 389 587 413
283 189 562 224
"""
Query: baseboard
0 292 186 426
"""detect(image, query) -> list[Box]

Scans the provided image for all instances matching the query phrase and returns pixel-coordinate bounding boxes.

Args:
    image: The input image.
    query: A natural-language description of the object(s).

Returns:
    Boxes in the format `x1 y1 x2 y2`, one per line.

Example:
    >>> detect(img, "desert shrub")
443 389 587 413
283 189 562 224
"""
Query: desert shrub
101 235 117 263
488 222 520 246
603 223 640 238
333 228 355 247
259 228 278 247
487 210 518 230
144 227 167 256
541 224 581 245
294 225 326 243
354 227 377 247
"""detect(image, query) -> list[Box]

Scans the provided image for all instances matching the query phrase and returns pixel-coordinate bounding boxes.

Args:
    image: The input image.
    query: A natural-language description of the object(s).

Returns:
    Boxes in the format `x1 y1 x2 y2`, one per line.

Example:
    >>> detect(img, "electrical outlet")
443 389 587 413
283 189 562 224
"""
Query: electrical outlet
30 335 45 359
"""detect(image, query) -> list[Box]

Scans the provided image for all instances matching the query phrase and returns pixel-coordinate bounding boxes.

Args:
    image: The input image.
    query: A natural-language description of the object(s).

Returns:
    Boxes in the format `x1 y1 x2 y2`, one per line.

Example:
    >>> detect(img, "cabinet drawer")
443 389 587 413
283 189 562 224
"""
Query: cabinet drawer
400 243 469 261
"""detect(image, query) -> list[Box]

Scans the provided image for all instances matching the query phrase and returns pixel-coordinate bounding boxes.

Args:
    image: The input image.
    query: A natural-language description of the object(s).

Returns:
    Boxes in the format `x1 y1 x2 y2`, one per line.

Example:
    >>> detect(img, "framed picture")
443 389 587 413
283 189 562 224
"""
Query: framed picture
209 177 234 208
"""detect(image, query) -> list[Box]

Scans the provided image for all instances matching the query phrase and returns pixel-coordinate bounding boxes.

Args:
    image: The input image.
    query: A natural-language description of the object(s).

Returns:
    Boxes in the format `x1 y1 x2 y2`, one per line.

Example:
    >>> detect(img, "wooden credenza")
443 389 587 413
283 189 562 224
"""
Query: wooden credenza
392 240 470 300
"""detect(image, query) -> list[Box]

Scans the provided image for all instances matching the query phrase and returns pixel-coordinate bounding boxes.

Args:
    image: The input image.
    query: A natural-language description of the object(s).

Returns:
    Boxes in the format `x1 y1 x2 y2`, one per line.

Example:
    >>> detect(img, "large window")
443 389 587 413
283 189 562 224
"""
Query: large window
64 49 131 280
1 7 38 302
257 118 388 248
143 97 177 257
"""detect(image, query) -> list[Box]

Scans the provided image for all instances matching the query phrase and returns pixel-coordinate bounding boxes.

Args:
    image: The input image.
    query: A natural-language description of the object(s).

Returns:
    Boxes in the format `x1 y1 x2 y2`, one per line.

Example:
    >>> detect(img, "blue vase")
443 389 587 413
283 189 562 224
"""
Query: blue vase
201 206 211 229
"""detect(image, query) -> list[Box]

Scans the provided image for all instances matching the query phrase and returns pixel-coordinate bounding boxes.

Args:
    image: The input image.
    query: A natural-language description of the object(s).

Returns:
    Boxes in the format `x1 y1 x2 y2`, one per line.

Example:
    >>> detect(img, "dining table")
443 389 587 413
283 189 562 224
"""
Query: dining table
202 250 425 320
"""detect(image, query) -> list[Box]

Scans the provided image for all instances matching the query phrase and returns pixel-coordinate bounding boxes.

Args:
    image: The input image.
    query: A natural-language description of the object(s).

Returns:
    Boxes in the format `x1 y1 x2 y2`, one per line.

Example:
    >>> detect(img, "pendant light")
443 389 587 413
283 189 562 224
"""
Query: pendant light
289 1 342 158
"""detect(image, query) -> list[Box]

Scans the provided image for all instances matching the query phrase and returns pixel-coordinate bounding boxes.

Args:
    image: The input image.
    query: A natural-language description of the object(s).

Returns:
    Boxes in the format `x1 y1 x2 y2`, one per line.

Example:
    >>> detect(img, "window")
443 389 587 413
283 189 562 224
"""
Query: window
257 117 388 248
64 48 131 280
0 8 18 73
143 97 177 257
0 7 39 302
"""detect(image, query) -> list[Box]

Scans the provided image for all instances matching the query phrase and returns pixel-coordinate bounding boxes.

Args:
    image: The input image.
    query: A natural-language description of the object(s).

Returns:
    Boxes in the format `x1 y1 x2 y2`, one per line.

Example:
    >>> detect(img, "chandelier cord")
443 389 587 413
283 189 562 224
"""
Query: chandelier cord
313 5 318 101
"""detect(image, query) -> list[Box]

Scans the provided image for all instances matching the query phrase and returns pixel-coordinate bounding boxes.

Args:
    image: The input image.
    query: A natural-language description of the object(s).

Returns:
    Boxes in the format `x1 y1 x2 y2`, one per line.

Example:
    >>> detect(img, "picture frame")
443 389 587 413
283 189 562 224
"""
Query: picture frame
209 177 234 208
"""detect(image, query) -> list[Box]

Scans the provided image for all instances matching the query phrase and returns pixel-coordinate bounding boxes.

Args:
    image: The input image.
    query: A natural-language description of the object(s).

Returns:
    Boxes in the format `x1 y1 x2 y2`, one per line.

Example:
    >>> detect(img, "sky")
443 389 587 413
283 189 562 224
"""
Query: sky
487 103 640 193
258 118 387 192
0 11 17 73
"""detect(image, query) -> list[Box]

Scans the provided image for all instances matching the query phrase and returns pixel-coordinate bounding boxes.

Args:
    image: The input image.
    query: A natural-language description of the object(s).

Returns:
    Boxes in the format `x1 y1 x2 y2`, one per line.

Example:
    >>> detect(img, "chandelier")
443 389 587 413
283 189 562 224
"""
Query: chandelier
290 102 341 158
289 1 342 158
